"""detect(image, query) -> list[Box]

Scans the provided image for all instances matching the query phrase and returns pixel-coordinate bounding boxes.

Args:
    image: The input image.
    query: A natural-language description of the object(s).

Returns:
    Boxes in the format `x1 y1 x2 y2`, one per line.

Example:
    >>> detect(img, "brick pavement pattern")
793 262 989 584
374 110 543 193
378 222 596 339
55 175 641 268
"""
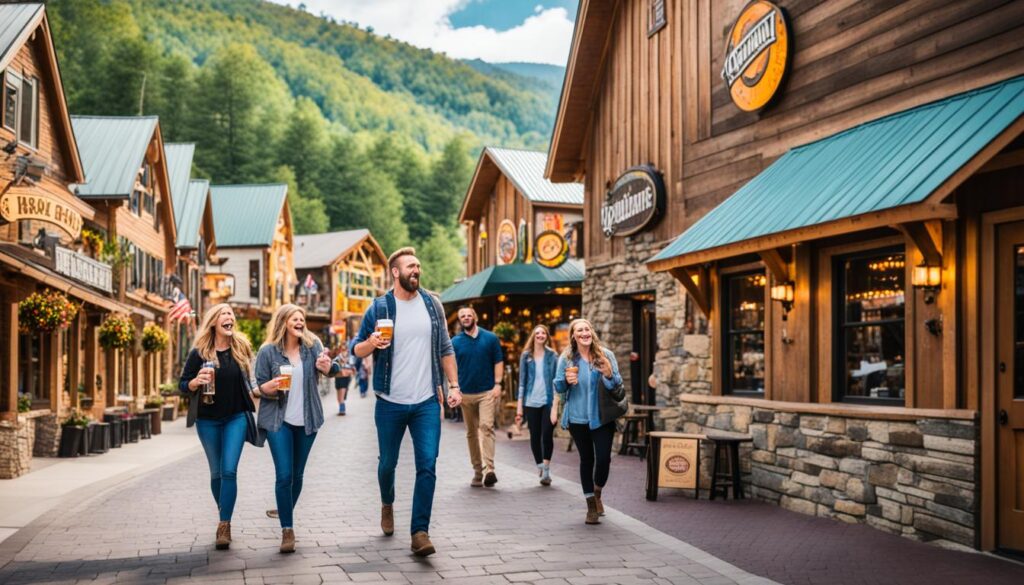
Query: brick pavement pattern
0 395 777 585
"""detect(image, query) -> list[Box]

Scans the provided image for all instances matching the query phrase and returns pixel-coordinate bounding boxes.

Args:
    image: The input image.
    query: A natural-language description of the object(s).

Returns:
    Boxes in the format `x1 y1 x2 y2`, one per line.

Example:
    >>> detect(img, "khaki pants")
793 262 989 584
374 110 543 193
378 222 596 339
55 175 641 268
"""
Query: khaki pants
461 391 496 475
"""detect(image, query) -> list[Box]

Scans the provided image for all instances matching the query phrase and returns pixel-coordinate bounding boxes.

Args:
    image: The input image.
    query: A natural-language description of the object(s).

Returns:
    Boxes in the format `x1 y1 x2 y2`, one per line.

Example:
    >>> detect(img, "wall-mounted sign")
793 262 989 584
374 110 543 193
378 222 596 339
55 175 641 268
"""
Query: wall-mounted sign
657 437 699 489
535 230 569 269
601 166 665 238
54 246 112 292
721 1 790 112
517 218 529 263
0 191 83 238
496 219 517 265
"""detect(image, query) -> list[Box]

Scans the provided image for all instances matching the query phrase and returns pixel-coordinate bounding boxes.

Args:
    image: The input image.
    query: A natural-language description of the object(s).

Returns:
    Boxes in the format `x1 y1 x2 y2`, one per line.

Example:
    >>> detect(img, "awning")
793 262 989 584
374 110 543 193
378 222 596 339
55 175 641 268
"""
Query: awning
647 75 1024 272
440 259 584 304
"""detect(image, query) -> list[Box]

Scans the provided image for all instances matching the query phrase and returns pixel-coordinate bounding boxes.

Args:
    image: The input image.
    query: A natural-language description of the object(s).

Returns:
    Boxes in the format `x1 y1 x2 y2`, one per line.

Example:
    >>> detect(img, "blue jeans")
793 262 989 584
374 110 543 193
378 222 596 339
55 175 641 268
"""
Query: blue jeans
195 412 247 522
375 396 441 534
266 422 318 529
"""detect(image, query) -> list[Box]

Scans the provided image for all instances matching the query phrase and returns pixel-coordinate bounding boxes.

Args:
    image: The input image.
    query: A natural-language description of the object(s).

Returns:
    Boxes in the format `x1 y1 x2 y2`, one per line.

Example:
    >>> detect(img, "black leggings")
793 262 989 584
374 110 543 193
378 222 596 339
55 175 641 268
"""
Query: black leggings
568 423 615 495
523 404 554 464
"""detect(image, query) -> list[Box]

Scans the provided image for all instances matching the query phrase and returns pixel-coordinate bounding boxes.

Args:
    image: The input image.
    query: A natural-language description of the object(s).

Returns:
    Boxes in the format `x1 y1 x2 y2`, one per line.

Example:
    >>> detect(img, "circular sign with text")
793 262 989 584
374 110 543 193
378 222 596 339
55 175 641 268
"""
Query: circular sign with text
721 1 790 112
601 166 666 238
534 230 569 269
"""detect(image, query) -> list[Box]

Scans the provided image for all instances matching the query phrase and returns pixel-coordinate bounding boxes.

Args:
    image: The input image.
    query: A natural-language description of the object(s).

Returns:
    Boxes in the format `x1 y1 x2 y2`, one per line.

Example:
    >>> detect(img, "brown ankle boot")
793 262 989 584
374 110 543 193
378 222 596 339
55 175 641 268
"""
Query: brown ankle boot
381 504 394 536
280 528 295 553
585 496 601 525
411 531 435 556
215 521 231 550
594 486 605 516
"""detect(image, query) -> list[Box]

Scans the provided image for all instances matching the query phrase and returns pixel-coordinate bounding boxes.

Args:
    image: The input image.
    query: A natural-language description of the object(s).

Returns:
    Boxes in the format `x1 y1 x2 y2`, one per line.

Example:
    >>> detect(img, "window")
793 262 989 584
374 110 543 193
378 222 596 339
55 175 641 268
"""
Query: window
2 72 16 131
722 271 766 395
834 248 906 404
1 71 37 147
648 0 667 36
249 260 261 299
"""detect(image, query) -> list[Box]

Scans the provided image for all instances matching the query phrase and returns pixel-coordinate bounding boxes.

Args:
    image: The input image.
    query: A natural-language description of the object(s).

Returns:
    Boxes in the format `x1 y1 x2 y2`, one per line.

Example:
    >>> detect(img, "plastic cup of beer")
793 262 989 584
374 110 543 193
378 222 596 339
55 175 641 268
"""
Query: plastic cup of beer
376 319 394 342
566 365 579 383
278 365 293 391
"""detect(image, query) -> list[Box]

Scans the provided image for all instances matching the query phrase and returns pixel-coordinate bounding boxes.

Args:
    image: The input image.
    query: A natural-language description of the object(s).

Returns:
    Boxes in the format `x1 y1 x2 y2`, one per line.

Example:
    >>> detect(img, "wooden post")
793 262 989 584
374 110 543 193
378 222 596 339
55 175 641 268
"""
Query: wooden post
84 319 98 416
106 348 118 407
1 298 18 421
46 330 60 415
68 314 81 409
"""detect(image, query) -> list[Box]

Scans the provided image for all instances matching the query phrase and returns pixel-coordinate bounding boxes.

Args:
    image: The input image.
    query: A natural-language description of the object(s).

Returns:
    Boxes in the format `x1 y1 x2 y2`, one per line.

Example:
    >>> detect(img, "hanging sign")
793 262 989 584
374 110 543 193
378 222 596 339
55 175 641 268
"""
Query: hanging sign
534 230 569 269
496 219 517 265
0 190 83 238
601 166 665 238
657 437 699 489
517 218 529 263
721 1 790 112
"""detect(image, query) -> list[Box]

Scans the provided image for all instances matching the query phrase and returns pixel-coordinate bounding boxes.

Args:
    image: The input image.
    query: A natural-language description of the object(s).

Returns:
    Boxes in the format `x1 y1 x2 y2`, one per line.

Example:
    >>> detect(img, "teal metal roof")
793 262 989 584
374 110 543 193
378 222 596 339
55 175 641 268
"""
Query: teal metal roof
71 116 159 198
210 184 288 248
175 179 209 249
485 147 583 205
165 143 195 210
650 75 1024 267
440 259 584 304
0 4 42 69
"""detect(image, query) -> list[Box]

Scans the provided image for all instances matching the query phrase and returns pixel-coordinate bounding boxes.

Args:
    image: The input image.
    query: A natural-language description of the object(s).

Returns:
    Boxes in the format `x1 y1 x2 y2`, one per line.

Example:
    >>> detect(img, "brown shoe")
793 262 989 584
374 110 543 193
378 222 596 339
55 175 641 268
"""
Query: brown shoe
585 496 601 525
215 521 231 550
280 528 295 554
411 531 435 557
594 485 605 516
470 473 483 487
381 504 394 536
266 509 279 519
484 471 498 487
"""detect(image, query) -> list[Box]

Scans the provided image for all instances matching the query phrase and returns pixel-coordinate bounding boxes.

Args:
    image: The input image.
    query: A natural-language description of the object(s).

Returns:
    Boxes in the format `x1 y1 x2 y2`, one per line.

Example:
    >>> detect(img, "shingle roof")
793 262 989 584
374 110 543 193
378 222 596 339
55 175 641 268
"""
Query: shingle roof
71 116 159 197
485 148 583 205
649 75 1024 268
293 229 371 269
210 184 288 248
175 179 209 249
165 143 195 210
0 4 42 69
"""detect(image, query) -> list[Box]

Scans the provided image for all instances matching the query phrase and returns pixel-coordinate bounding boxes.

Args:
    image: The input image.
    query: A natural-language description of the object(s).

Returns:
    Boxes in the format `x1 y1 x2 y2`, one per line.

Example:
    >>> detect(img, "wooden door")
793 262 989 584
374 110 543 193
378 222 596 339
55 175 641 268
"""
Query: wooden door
996 220 1024 552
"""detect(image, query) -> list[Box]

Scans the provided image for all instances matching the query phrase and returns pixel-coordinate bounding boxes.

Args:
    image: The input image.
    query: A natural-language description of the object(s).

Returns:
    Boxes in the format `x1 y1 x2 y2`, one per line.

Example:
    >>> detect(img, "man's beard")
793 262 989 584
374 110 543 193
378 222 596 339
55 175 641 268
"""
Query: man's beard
398 272 420 293
462 320 476 333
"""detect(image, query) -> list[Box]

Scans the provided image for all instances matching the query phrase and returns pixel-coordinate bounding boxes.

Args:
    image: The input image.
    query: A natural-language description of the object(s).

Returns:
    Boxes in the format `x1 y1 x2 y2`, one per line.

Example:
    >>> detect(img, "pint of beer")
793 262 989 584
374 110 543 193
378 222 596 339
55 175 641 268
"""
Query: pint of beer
565 365 579 384
376 319 394 342
278 365 293 391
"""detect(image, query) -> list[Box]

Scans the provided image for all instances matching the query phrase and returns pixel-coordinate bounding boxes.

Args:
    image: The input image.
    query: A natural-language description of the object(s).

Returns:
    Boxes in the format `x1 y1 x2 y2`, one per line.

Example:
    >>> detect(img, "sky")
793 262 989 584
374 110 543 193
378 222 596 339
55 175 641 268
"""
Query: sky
267 0 578 66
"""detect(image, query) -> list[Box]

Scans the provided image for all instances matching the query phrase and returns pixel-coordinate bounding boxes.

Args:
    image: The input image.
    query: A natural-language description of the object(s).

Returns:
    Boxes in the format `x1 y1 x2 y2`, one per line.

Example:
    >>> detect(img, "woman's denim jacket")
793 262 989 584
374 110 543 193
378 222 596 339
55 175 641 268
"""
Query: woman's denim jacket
517 348 557 406
553 347 622 430
254 338 339 445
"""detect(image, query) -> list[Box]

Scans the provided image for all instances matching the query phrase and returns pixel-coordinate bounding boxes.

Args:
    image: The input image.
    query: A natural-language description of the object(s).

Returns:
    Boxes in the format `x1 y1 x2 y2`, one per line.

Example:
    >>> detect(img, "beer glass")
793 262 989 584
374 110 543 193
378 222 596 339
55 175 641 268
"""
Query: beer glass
278 365 293 392
376 319 394 342
201 361 217 405
565 365 579 385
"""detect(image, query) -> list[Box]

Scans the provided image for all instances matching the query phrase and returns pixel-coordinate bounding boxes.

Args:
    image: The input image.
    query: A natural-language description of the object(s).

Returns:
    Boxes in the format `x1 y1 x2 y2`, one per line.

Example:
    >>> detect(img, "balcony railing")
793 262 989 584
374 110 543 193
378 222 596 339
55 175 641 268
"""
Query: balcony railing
54 246 113 293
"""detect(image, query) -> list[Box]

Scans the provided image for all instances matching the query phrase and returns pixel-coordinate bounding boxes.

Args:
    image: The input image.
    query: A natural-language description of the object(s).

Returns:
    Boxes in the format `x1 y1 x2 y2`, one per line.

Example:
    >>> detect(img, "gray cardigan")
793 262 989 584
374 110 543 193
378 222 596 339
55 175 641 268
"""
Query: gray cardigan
253 338 339 445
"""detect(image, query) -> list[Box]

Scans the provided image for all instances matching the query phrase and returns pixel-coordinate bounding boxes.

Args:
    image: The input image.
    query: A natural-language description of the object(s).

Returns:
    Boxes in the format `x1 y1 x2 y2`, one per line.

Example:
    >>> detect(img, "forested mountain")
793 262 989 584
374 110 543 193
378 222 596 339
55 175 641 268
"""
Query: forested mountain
45 0 564 291
465 60 567 93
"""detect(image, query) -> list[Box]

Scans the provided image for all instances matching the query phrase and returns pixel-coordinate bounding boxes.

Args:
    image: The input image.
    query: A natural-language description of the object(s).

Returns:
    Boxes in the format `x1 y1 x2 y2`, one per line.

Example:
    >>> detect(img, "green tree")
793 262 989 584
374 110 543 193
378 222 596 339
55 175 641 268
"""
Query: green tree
369 134 430 240
278 97 329 199
272 166 328 235
424 136 473 231
147 54 196 141
418 224 465 292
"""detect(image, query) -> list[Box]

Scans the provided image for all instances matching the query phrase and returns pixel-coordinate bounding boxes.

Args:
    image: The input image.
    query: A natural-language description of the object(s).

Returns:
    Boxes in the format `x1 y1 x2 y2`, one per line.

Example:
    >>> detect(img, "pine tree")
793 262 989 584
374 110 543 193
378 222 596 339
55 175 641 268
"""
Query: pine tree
418 223 465 292
273 166 329 235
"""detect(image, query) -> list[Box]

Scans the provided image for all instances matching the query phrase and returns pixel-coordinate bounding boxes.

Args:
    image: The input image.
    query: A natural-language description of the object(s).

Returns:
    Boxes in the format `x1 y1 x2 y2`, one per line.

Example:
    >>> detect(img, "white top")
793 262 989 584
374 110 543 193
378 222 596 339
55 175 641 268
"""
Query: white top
381 294 435 405
526 353 548 408
284 358 305 426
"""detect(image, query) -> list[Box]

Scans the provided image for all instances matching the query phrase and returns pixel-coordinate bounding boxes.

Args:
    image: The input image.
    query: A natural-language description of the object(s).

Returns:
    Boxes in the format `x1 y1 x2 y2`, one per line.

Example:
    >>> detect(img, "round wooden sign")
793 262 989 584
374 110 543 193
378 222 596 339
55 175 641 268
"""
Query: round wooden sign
534 230 569 269
721 1 790 112
496 219 517 265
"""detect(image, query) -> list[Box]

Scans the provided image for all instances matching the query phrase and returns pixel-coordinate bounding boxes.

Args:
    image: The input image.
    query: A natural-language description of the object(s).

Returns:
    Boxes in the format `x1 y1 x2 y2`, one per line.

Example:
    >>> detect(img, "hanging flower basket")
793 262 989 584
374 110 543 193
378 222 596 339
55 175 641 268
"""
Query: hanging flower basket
99 314 135 350
80 229 103 257
141 323 169 353
18 290 79 333
493 321 518 343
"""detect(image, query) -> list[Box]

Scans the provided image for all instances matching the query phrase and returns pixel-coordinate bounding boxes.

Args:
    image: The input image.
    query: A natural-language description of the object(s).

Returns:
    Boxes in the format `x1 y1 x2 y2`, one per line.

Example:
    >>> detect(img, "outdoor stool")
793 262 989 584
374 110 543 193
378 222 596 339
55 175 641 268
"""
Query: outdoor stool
90 422 111 454
619 414 648 457
140 415 152 439
708 433 753 500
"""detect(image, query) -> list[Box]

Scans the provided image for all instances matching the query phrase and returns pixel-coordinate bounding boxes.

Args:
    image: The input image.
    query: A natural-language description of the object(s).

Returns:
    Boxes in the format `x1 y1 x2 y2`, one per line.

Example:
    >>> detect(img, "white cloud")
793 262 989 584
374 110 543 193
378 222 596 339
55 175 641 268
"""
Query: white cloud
269 0 574 66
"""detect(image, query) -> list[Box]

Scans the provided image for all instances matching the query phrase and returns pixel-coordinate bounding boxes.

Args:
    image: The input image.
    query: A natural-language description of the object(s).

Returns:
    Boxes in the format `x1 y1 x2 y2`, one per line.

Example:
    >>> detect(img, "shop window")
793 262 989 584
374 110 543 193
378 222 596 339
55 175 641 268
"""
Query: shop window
722 271 766 395
2 71 37 148
834 248 906 404
17 331 44 403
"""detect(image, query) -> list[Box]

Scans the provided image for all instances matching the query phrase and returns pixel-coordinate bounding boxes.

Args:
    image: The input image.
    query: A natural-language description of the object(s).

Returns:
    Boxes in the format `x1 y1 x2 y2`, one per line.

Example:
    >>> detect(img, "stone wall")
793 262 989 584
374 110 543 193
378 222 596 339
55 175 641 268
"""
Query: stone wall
31 413 60 458
0 418 33 479
583 232 709 431
677 401 978 549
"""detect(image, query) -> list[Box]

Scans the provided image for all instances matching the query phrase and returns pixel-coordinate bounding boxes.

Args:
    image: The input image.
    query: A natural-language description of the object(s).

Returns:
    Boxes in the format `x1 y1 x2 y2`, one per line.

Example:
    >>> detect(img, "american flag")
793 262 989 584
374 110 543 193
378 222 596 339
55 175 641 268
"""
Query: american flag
167 287 193 323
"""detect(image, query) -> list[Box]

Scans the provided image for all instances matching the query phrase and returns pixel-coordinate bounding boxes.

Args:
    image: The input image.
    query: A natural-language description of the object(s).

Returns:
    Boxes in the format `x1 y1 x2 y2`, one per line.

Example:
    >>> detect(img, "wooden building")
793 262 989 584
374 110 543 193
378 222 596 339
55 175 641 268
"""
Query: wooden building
208 184 294 322
71 115 178 409
292 229 387 346
444 147 585 352
546 0 1024 551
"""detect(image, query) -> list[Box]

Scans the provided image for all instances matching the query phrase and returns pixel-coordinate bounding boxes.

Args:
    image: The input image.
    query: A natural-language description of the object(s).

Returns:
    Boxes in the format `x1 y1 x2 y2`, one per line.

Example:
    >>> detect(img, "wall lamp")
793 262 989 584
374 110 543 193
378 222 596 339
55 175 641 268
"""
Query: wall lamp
770 281 794 318
912 263 941 304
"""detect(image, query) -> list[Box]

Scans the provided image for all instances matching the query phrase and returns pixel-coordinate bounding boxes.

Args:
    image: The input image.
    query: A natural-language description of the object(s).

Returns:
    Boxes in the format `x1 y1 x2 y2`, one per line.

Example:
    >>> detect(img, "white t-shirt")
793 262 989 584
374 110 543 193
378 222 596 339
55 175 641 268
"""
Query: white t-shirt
381 294 435 405
284 358 305 426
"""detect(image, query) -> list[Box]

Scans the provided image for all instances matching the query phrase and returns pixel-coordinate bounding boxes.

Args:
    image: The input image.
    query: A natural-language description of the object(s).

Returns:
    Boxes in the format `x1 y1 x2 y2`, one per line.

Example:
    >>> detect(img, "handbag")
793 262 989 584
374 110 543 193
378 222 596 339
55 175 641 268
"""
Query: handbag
598 379 629 426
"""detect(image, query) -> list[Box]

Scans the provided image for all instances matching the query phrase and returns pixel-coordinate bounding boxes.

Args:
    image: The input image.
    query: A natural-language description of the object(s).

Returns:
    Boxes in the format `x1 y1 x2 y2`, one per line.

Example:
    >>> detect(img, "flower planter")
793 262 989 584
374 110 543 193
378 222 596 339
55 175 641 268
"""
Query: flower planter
58 425 86 458
161 404 176 421
140 408 162 435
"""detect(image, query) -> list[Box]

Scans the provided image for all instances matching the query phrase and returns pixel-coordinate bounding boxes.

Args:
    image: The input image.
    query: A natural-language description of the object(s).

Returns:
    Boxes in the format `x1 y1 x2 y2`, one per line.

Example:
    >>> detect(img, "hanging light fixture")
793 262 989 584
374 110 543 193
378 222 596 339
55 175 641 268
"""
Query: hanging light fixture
912 263 941 304
770 281 794 316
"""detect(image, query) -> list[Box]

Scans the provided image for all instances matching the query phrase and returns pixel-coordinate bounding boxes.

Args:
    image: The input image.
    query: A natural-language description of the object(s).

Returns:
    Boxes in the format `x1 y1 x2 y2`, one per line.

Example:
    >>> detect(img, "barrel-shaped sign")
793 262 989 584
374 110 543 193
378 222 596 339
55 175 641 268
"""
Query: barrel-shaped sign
600 166 665 238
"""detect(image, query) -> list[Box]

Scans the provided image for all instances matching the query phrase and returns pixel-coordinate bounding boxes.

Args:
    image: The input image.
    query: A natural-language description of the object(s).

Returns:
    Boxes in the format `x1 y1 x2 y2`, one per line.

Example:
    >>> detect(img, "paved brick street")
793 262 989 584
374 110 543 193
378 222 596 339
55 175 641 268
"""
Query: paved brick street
0 394 776 585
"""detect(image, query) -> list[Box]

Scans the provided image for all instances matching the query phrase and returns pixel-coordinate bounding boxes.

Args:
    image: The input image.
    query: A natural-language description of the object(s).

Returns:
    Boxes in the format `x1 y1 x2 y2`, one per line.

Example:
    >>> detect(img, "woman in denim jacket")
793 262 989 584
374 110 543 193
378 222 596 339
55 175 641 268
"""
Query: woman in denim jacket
515 325 558 486
254 304 340 553
552 318 622 525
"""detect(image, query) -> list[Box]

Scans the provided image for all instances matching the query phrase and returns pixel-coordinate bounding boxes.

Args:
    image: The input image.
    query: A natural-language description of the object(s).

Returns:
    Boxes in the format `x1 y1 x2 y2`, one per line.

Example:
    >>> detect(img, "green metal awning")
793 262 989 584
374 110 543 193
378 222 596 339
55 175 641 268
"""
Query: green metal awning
440 259 584 304
648 75 1024 271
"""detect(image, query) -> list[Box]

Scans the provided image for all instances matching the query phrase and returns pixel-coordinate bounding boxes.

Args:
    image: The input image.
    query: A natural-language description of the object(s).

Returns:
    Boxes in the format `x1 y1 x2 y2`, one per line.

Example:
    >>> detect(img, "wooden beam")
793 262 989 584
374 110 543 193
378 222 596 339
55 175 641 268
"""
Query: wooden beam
759 248 790 283
670 266 710 317
1 299 17 420
977 148 1024 174
899 221 942 266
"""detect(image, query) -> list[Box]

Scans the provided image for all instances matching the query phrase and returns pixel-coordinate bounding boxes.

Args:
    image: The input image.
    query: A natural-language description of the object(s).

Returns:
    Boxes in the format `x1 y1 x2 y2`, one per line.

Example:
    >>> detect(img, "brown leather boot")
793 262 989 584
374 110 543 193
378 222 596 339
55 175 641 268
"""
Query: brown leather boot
215 521 231 550
594 486 605 516
381 504 394 536
411 531 435 557
280 528 295 554
585 496 601 525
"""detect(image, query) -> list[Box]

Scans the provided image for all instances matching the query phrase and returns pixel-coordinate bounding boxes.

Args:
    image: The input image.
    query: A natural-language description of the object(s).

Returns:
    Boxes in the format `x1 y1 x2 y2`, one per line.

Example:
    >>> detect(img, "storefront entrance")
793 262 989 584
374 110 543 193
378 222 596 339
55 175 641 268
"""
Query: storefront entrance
631 295 657 405
996 220 1024 553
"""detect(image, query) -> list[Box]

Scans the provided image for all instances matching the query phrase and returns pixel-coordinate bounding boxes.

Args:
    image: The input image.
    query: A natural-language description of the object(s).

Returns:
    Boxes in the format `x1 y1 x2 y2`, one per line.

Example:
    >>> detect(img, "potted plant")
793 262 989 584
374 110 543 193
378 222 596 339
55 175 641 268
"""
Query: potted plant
17 393 31 414
141 323 168 353
159 383 179 421
99 314 135 350
493 321 518 344
59 409 91 458
80 229 103 258
18 290 79 332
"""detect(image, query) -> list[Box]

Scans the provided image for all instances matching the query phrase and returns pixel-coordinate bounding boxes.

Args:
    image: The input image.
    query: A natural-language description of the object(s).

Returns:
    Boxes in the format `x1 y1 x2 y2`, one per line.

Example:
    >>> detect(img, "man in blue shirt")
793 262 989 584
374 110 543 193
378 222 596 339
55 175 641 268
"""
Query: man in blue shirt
451 306 504 488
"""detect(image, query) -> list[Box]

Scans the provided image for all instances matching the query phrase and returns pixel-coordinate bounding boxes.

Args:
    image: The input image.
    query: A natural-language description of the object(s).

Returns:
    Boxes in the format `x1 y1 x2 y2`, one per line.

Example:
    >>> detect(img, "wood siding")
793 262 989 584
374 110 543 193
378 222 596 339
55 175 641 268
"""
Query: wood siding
466 174 534 275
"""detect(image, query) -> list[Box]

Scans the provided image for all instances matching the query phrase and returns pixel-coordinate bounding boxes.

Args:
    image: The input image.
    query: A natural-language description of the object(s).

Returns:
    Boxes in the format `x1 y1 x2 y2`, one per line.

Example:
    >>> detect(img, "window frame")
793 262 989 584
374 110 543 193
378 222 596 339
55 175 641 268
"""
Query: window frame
18 75 37 149
831 245 907 406
3 69 20 133
720 268 767 397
